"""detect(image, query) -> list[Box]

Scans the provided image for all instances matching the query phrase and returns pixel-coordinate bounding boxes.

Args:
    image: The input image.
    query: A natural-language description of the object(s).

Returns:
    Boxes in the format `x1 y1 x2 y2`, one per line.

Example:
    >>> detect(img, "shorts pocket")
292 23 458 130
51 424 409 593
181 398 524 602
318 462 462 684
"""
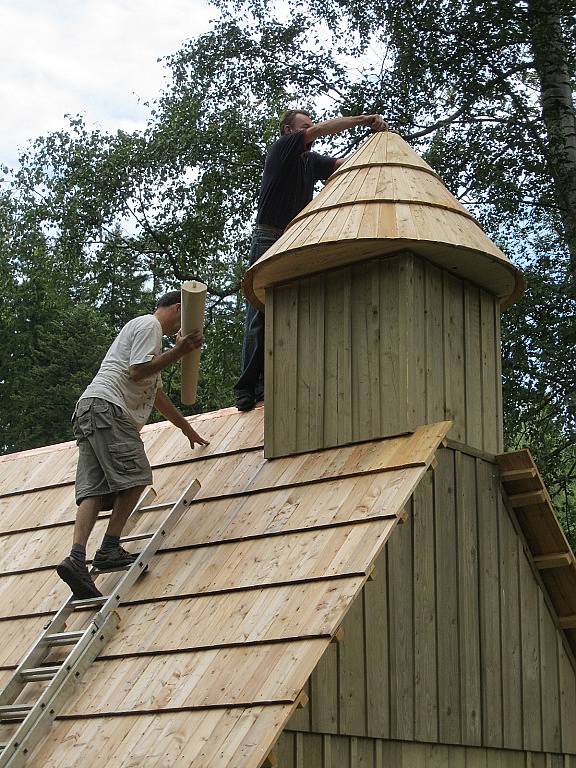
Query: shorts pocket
108 442 146 474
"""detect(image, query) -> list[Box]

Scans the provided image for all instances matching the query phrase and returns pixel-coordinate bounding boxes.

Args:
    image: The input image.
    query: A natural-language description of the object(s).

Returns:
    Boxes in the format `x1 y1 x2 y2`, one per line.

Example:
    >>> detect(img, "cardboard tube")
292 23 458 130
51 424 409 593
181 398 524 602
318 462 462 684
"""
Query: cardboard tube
181 280 207 405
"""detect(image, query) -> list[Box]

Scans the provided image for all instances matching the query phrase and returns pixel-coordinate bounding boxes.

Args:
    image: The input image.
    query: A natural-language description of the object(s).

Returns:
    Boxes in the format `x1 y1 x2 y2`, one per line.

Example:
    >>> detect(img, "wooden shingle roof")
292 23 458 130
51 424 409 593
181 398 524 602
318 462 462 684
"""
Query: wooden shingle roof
497 449 576 657
0 407 450 767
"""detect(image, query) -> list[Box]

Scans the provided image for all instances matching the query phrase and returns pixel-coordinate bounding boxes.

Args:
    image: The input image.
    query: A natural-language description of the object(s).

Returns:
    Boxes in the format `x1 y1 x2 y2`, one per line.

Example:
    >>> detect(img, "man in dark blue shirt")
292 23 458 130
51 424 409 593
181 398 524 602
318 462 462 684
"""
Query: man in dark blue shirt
235 109 388 411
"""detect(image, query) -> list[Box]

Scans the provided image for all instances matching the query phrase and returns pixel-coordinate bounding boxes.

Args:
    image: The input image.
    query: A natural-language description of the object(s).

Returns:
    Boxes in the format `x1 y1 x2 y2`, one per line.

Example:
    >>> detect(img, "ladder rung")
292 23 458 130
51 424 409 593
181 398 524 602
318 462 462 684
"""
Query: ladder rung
119 532 154 543
139 501 173 513
92 564 131 575
43 630 85 646
70 596 108 610
0 704 33 720
20 665 61 681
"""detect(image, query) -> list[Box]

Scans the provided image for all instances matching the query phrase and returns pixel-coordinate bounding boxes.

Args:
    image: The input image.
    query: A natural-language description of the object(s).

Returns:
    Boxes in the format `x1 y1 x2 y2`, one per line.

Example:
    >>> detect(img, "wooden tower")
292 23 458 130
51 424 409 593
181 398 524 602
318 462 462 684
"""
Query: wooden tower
244 131 525 460
243 133 576 765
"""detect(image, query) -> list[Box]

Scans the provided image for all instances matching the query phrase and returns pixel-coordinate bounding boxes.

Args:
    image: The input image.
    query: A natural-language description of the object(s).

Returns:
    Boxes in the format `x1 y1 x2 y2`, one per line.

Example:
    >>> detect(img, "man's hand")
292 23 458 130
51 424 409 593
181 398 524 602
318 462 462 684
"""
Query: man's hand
361 115 388 132
174 329 204 357
182 422 210 449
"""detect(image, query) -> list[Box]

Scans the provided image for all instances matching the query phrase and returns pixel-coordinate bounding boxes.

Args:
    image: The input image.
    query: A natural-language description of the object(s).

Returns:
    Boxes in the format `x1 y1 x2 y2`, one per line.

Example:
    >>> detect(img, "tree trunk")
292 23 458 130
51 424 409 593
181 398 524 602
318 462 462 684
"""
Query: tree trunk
528 0 576 282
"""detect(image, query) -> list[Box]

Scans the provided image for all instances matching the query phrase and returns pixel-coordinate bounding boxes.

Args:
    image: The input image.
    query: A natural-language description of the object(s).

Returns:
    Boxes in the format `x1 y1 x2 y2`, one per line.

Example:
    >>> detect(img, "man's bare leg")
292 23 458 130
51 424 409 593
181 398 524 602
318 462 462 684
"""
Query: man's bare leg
72 496 103 547
106 485 146 537
57 495 104 599
93 485 146 571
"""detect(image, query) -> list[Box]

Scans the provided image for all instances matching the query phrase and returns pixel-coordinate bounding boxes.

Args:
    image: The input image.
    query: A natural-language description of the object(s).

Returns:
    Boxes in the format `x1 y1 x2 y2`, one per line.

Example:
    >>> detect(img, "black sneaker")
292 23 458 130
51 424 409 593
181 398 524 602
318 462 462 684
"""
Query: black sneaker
236 391 255 411
56 557 102 600
93 545 138 572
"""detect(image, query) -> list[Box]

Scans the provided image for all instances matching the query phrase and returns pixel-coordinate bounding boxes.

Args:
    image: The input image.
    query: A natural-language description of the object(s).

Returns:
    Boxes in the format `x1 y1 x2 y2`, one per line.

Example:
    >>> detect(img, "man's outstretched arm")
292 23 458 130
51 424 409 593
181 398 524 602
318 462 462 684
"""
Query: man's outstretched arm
304 114 388 144
153 389 210 449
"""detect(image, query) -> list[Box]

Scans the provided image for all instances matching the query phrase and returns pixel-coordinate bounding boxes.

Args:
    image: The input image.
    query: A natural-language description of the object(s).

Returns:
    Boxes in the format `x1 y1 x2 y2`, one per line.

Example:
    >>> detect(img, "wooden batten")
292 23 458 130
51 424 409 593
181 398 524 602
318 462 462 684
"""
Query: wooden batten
245 131 525 312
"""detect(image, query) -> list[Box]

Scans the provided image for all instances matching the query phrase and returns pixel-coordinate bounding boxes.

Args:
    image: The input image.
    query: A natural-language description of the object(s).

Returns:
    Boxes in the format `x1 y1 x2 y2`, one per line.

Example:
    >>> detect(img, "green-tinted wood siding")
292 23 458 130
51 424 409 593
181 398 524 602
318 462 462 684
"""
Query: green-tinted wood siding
265 253 503 458
285 448 576 755
277 734 574 767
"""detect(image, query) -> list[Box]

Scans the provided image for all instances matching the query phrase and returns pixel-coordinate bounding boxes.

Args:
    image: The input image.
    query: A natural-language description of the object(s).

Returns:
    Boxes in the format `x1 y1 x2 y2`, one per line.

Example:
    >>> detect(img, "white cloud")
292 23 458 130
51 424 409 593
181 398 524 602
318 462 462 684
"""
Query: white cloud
0 0 216 166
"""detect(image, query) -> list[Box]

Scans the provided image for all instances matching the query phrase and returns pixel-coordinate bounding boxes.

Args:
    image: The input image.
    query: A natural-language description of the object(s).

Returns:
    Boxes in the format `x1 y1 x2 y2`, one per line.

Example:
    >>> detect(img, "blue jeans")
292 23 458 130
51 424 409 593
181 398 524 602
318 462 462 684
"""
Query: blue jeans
234 227 282 398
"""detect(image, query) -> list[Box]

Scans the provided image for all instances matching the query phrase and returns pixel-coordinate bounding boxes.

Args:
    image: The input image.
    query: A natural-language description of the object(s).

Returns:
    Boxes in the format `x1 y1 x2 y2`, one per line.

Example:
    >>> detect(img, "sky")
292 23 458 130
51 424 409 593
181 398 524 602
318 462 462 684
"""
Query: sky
0 0 215 168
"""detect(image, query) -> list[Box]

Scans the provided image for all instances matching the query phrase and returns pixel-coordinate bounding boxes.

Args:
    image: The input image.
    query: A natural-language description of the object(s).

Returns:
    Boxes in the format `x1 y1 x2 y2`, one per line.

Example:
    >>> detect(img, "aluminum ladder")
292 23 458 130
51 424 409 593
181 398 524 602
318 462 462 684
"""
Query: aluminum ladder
0 477 200 768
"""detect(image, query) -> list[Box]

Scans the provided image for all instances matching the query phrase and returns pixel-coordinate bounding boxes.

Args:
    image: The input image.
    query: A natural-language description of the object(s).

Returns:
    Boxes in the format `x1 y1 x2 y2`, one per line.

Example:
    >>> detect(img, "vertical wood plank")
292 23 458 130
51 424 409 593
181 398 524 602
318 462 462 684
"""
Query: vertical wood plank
365 548 390 738
407 256 426 429
311 275 326 449
465 745 488 768
447 744 467 768
425 742 450 768
351 263 376 442
480 291 498 454
264 287 276 454
337 268 353 445
277 731 295 768
366 261 382 437
456 452 482 744
387 499 415 741
295 732 304 768
413 470 439 743
323 734 332 768
379 257 408 434
287 679 311 731
296 278 312 449
424 261 445 426
339 593 367 736
374 738 383 768
323 271 350 447
539 591 562 752
519 546 543 752
493 299 504 453
463 285 483 450
271 283 299 455
476 459 504 748
356 736 374 767
443 273 466 442
329 734 350 768
301 733 322 767
498 497 523 749
435 449 462 744
310 643 338 734
558 636 576 754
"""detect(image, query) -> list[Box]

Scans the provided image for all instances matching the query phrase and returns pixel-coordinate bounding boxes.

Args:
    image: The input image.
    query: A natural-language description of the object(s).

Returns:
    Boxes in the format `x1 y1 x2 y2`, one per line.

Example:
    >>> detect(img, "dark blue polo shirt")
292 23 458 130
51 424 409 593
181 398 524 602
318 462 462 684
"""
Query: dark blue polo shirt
255 130 336 231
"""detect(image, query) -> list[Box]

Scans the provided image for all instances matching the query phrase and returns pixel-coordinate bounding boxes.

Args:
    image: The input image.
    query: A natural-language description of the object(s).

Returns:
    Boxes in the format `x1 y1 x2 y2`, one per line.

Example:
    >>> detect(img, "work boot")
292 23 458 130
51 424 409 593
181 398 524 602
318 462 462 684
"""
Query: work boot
93 545 138 572
56 557 102 600
235 390 255 411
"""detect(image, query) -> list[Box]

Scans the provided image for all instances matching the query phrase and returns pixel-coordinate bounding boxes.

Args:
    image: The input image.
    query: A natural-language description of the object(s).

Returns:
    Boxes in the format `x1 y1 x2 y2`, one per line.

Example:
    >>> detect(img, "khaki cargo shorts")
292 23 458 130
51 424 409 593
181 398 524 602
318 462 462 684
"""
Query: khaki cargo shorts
73 398 152 507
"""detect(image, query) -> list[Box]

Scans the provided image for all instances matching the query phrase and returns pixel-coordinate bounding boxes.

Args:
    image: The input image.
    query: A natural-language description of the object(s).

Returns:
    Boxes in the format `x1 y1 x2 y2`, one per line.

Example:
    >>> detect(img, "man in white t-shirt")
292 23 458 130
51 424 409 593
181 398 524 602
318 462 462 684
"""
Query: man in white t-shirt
57 290 209 599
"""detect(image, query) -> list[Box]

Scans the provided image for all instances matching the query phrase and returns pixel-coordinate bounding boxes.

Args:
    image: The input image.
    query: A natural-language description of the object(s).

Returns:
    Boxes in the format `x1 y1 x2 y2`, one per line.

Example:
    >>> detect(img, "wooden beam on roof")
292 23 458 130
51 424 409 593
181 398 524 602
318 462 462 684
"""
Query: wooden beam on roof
263 749 278 767
533 552 575 569
500 467 538 482
331 626 344 644
508 490 547 508
295 690 308 709
397 507 409 524
559 615 576 630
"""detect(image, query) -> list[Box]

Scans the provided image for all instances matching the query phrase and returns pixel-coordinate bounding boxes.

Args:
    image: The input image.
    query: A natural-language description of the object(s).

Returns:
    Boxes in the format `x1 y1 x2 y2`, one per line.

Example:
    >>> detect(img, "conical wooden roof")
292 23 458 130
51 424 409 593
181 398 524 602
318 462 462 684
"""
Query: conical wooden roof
244 131 525 310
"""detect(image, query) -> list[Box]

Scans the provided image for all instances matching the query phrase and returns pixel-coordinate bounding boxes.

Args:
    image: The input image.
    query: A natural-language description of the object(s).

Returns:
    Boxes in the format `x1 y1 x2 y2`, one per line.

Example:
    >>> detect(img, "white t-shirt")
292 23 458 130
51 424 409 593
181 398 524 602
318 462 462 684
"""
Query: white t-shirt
79 315 163 427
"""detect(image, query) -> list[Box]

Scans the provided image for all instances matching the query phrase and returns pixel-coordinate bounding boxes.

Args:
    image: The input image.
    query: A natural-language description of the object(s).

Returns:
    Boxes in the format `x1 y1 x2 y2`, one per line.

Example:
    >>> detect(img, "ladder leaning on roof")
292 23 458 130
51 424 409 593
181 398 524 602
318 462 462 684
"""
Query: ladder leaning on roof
0 477 200 768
